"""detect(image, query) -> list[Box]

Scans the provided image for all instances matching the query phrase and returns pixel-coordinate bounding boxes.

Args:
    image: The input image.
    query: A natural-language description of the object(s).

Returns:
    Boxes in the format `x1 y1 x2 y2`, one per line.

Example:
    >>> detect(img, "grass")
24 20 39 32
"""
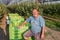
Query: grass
45 19 60 31
44 14 60 20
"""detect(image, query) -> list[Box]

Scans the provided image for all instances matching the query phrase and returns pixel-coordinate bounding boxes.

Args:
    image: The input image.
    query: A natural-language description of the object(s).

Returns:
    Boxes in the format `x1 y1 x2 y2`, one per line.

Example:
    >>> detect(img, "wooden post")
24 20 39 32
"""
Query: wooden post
36 0 38 9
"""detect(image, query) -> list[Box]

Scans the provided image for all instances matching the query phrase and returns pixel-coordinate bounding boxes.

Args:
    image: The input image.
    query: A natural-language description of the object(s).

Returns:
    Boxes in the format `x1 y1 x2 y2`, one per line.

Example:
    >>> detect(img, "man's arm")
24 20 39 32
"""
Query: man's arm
40 16 45 39
41 26 45 35
18 21 27 29
18 17 31 29
41 26 45 39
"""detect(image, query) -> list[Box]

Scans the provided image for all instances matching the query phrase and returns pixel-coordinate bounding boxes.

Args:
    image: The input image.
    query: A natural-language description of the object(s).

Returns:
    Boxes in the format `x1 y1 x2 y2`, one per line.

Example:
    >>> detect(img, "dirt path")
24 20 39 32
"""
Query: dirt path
45 27 60 40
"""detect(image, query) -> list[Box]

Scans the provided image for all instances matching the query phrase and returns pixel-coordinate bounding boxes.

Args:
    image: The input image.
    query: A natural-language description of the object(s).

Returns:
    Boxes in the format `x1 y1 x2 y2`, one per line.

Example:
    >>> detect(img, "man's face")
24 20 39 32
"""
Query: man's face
32 9 38 18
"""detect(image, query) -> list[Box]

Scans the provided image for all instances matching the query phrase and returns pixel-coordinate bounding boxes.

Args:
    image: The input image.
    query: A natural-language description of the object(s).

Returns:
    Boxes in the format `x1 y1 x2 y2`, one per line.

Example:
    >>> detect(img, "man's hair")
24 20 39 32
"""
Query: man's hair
32 8 38 11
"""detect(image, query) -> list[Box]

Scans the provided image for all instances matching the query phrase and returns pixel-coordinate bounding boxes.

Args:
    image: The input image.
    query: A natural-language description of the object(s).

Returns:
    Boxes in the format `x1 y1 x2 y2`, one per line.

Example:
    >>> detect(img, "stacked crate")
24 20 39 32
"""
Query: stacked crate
9 13 31 40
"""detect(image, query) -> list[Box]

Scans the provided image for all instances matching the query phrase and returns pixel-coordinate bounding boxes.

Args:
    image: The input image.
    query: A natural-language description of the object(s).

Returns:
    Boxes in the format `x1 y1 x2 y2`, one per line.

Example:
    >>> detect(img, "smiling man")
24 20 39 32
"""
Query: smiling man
18 8 45 40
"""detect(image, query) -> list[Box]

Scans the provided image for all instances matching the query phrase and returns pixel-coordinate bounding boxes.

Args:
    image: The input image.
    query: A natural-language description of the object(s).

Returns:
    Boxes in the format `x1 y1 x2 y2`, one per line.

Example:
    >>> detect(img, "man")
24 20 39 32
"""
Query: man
18 8 45 40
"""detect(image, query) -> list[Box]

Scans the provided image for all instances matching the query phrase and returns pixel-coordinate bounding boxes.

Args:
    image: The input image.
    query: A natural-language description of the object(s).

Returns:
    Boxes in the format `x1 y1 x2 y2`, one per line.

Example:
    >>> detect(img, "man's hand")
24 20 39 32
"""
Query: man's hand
18 21 27 29
41 34 44 40
18 26 22 29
